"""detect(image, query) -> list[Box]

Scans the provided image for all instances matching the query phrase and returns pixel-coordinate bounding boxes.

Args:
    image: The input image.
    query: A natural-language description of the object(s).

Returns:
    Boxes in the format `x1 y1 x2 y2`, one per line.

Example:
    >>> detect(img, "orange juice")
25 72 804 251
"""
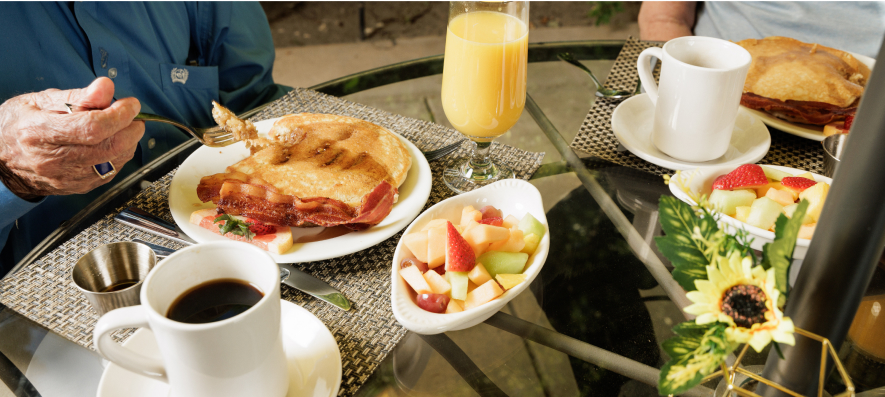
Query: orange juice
441 11 528 138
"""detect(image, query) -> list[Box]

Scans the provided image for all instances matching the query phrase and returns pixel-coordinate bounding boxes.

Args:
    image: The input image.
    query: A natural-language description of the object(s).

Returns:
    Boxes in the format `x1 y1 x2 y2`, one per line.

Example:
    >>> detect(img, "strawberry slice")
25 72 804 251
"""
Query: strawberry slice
781 176 817 192
444 221 476 272
711 164 768 191
844 114 855 131
479 217 503 227
246 218 276 235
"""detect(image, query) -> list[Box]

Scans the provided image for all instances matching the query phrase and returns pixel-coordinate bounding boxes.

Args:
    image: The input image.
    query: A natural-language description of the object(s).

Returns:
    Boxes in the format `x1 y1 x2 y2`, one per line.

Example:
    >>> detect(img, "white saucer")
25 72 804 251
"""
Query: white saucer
611 93 771 171
96 301 341 397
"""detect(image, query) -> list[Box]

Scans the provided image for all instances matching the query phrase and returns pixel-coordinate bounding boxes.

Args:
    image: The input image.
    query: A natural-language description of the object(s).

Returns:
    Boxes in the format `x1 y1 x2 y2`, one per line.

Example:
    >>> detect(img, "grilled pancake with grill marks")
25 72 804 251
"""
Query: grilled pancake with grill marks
227 113 411 207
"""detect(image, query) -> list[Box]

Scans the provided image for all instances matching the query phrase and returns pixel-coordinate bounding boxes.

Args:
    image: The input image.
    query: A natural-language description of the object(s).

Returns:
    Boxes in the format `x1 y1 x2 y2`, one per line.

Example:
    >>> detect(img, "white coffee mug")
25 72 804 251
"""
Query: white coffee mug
637 36 752 162
94 242 289 397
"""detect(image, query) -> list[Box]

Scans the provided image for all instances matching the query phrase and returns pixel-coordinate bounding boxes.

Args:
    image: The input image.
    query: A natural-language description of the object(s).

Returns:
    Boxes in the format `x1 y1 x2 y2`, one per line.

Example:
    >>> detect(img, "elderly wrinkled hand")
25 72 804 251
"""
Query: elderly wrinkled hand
0 77 144 200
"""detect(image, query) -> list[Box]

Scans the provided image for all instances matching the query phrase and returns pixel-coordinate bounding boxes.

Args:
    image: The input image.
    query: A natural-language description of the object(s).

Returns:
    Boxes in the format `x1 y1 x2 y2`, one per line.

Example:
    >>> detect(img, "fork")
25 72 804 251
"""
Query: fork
66 102 270 148
421 139 466 161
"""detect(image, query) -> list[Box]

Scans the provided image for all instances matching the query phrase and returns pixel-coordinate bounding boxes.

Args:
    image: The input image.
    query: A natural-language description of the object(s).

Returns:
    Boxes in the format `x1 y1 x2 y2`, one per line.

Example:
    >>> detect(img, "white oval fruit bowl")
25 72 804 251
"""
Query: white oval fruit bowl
669 165 832 259
391 179 550 335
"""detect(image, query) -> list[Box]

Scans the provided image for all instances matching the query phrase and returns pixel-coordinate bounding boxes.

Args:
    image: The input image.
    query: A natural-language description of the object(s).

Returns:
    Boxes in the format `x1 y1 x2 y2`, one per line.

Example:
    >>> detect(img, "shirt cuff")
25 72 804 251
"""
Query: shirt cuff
0 180 45 230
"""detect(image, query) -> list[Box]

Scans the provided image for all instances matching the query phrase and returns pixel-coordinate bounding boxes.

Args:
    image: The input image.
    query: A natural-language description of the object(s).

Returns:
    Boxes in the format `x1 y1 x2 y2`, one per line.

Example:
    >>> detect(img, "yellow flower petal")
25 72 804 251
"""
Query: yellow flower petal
749 330 772 352
695 313 718 325
686 290 711 304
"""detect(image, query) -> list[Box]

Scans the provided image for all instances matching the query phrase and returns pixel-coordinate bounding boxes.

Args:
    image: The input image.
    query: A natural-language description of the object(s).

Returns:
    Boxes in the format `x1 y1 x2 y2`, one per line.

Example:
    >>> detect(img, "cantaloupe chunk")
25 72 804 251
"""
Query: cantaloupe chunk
488 228 525 253
423 270 452 295
445 300 464 314
764 188 795 207
495 273 528 290
460 206 482 226
403 231 429 263
754 182 782 199
464 280 504 309
427 226 446 268
400 265 432 294
463 233 490 258
502 215 520 229
798 223 816 239
421 219 449 232
464 224 510 245
467 262 493 286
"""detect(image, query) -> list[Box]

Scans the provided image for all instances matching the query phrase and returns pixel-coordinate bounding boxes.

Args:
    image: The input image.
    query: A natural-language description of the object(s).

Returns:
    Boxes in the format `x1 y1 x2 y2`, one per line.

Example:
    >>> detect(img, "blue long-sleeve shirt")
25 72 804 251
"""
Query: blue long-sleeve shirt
0 2 290 274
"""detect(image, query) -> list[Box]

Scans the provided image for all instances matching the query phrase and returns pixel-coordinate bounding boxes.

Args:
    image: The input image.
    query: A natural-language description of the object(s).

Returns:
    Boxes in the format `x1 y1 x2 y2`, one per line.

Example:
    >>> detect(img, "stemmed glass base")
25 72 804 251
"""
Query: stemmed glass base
442 141 514 194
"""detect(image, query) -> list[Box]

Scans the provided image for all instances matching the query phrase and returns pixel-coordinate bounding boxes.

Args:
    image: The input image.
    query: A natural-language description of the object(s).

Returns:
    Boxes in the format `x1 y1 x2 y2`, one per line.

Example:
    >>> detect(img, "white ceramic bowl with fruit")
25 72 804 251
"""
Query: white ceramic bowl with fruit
391 179 550 335
669 164 832 259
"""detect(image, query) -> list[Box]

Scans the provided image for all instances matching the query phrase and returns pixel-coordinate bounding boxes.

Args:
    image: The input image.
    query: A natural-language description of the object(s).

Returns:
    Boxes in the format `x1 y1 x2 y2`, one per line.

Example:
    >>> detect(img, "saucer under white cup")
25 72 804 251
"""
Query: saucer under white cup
612 93 770 170
637 36 752 162
97 300 342 397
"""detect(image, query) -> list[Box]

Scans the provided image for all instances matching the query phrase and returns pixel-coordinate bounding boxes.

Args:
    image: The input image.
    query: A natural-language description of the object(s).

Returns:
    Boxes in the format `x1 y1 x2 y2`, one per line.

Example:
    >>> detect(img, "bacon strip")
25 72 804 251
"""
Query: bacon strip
197 173 397 230
741 93 856 125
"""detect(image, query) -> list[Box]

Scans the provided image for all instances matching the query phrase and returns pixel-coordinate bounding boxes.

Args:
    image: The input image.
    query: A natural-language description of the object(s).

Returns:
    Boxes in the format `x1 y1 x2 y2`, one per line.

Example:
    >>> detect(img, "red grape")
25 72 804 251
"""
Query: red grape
400 258 429 274
417 293 450 313
432 266 446 275
479 205 503 219
480 217 503 226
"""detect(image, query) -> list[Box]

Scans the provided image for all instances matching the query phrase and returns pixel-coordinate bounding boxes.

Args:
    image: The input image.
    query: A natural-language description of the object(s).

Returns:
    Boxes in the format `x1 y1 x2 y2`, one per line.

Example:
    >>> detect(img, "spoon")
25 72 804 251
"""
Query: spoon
558 52 635 99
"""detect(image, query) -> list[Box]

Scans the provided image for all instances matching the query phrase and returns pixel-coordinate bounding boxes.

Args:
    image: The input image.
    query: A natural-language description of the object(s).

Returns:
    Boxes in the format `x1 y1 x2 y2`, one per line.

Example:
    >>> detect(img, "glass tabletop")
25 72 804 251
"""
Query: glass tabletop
0 40 879 397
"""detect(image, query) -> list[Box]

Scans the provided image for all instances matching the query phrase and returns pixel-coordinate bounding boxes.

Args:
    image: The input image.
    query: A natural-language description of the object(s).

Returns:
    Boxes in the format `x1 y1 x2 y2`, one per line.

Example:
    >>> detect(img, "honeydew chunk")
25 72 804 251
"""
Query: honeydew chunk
445 299 464 314
460 207 482 226
403 231 429 263
488 228 525 253
427 226 447 268
495 273 528 290
464 280 505 310
783 203 814 225
761 166 792 182
764 188 796 207
467 262 493 286
400 265 432 294
502 215 520 229
734 206 752 223
423 270 452 295
446 271 469 300
421 219 449 232
798 182 830 222
477 251 530 278
709 189 757 216
521 233 541 255
795 172 815 181
798 223 816 240
518 213 546 240
746 197 785 231
464 224 510 245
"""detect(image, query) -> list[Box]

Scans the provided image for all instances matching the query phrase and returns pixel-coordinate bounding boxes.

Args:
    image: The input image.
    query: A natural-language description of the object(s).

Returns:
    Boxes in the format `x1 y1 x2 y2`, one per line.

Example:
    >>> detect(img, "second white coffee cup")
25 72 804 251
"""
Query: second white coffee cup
93 241 290 397
637 36 752 162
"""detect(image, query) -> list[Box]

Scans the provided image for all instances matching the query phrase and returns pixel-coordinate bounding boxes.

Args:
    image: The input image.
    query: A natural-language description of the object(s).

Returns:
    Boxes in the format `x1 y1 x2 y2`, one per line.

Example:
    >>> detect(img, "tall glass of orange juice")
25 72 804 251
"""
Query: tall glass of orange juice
441 1 528 193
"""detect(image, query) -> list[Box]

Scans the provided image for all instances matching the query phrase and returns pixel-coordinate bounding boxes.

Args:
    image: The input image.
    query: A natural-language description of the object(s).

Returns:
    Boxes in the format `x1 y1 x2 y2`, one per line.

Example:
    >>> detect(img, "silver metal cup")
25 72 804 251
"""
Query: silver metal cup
71 242 157 316
822 134 849 178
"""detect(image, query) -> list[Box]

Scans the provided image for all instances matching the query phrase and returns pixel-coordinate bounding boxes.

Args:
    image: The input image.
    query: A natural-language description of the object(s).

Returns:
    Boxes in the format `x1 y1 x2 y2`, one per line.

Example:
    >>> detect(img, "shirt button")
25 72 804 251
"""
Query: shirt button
147 138 156 149
108 68 118 78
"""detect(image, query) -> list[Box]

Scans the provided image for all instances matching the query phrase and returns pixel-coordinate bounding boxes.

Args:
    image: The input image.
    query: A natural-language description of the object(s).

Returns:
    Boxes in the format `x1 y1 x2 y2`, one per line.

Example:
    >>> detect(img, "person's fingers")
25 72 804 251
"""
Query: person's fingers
39 97 142 146
83 120 145 163
31 77 115 111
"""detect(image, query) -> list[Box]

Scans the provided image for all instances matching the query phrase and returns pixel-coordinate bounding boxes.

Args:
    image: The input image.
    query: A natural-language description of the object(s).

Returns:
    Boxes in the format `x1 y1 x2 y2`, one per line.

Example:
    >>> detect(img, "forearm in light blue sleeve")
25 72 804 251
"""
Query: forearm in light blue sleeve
0 181 44 250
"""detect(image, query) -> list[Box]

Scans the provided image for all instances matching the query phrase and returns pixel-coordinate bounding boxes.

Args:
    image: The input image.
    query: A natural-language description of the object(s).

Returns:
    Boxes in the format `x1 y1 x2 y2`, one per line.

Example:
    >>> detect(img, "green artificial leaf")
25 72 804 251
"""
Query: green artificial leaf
658 322 735 396
213 214 255 241
655 196 722 291
761 200 809 298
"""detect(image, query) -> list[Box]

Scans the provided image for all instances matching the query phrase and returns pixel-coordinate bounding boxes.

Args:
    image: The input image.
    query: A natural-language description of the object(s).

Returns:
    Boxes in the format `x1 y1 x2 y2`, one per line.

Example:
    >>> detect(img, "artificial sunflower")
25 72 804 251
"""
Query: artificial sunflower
684 251 796 352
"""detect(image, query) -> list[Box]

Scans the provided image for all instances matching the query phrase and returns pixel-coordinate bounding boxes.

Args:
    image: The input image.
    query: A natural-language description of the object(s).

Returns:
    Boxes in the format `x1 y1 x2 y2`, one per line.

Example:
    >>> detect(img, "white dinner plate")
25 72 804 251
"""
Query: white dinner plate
741 52 874 141
168 117 432 263
391 179 550 335
611 93 771 171
668 165 832 259
96 300 342 397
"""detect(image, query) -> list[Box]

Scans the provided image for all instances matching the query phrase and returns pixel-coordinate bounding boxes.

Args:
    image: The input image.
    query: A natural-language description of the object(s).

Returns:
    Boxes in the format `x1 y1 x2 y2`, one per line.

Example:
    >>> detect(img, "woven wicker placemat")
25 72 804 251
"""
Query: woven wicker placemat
0 88 543 396
570 37 828 176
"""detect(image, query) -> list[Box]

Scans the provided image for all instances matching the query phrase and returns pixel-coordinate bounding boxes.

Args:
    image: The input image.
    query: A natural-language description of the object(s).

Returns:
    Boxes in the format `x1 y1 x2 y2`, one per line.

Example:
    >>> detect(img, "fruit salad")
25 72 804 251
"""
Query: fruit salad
398 205 546 314
707 164 828 239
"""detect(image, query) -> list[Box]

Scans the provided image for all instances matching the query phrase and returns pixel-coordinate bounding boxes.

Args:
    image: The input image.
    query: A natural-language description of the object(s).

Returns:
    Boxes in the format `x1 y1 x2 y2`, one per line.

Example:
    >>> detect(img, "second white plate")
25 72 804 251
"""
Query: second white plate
168 117 433 263
612 93 771 171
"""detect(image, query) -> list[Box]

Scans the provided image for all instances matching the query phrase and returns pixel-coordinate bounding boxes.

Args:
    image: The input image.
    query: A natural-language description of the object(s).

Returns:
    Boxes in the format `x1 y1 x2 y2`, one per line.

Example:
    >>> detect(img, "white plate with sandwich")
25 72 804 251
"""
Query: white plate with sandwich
168 114 433 263
735 37 873 141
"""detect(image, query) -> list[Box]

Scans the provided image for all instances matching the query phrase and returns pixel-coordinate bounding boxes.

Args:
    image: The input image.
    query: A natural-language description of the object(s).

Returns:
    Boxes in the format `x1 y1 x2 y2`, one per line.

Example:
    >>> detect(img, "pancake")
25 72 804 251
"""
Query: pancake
735 37 869 124
227 113 411 207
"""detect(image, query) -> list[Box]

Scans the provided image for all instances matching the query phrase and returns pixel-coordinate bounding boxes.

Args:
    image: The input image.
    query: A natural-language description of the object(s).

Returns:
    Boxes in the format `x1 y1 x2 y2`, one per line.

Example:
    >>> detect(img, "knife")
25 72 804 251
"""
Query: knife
114 207 351 311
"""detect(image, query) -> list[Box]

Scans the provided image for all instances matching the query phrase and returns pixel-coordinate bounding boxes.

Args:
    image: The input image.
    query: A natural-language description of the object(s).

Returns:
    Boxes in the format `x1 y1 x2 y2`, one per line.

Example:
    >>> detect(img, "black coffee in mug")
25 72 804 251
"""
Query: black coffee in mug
167 279 264 324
